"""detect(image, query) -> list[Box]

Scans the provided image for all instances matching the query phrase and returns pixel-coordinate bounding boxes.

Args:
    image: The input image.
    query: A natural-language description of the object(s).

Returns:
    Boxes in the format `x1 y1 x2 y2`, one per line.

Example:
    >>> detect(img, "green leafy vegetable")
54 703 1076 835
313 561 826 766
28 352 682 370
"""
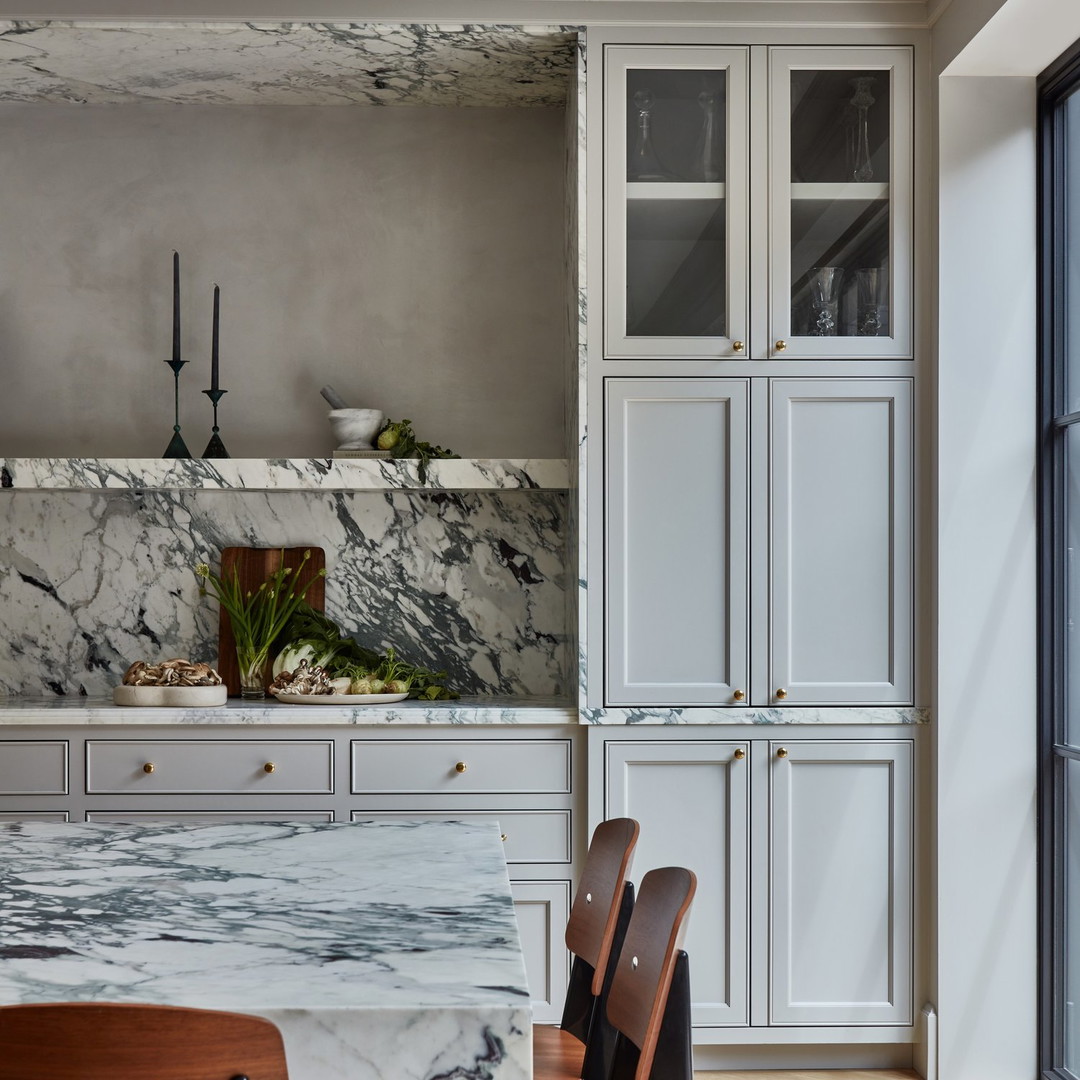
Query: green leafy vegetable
273 604 457 700
376 418 459 484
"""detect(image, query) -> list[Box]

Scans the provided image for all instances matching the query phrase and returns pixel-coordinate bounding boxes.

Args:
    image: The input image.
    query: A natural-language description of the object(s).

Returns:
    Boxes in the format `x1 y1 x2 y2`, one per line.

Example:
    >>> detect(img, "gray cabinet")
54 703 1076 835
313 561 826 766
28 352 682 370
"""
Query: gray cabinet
604 739 750 1026
769 379 913 705
769 739 914 1025
605 378 750 706
604 376 913 708
594 729 916 1035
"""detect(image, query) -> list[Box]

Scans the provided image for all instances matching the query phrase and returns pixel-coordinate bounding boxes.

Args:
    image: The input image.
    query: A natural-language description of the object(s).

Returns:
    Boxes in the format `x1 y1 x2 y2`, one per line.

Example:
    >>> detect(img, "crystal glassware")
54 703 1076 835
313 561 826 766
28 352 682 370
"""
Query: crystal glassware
809 266 844 336
849 77 877 183
629 88 670 181
693 89 722 183
857 268 887 336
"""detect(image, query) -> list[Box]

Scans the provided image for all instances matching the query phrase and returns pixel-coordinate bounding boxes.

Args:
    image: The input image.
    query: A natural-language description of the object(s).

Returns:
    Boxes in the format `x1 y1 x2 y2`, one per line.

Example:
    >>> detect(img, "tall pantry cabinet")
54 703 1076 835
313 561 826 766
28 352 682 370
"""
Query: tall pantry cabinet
583 28 924 1052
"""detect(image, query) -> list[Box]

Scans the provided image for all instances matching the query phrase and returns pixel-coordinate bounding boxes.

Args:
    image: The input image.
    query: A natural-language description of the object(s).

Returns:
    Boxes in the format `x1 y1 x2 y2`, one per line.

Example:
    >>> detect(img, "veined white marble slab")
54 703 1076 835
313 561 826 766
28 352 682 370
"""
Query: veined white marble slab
0 819 530 1080
0 22 576 108
0 457 569 492
582 705 930 725
0 695 577 725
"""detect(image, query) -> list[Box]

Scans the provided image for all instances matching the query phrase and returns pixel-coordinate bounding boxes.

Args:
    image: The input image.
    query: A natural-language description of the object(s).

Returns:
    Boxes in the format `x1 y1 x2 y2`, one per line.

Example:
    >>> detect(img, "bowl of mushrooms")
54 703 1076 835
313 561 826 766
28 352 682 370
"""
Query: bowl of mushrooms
113 659 228 707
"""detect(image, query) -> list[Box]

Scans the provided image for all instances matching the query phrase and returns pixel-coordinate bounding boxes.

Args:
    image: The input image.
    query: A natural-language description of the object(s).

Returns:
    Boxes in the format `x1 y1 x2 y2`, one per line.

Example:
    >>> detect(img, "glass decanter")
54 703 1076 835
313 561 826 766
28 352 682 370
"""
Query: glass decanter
629 88 669 181
693 90 722 183
849 77 877 183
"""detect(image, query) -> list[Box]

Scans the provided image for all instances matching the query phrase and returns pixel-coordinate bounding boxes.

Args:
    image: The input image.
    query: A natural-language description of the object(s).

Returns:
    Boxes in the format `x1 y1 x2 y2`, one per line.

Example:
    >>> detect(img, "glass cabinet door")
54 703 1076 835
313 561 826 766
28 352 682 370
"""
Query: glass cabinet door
605 46 749 359
767 47 913 360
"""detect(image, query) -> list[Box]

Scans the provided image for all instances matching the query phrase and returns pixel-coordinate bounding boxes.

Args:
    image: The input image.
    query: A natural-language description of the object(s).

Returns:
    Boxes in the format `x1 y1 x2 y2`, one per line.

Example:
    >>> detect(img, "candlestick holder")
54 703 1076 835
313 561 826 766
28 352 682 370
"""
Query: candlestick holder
202 388 230 458
162 359 192 459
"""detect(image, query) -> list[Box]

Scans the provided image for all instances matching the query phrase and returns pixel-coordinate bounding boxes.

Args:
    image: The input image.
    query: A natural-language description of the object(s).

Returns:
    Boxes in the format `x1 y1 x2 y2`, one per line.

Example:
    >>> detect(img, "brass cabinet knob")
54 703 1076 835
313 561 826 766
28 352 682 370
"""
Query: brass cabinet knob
455 761 468 773
500 833 508 842
732 340 745 353
776 747 789 758
142 762 155 774
732 748 745 761
775 688 788 700
774 339 787 352
263 762 276 774
732 688 746 702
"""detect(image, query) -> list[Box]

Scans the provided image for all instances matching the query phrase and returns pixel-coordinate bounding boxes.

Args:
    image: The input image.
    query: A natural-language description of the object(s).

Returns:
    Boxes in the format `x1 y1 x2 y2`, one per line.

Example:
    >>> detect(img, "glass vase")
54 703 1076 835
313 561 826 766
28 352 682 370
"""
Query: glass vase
236 646 270 700
629 88 670 181
809 266 844 336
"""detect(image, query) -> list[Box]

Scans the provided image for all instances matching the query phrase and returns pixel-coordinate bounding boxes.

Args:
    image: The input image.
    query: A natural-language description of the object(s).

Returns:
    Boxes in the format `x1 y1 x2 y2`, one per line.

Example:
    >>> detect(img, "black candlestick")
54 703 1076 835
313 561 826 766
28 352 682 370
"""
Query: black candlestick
202 387 229 458
163 359 192 458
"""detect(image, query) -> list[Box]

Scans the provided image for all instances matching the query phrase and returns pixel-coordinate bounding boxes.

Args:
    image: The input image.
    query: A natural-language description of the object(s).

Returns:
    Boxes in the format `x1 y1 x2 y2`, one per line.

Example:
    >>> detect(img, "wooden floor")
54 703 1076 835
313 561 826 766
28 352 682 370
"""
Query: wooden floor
695 1072 920 1079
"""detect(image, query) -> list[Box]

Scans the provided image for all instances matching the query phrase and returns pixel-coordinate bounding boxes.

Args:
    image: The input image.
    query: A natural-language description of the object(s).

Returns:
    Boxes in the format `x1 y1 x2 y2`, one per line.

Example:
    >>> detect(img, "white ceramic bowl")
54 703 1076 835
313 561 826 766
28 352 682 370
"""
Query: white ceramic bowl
328 408 384 450
113 684 228 707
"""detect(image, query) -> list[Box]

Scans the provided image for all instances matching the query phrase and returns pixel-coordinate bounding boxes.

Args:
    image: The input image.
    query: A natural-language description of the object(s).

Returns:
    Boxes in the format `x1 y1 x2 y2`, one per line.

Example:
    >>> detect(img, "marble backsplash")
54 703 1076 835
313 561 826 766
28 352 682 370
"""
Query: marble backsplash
0 489 568 698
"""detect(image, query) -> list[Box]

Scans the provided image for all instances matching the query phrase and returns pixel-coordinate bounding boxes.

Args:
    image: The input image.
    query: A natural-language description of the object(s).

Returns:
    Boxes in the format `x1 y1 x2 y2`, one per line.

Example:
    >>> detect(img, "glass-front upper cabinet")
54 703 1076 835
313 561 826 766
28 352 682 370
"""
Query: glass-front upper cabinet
766 47 913 360
604 46 749 359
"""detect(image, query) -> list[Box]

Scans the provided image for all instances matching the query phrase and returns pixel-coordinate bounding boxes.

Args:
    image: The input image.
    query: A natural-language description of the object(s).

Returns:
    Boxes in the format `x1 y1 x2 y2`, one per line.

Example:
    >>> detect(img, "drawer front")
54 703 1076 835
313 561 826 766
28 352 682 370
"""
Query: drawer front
86 741 334 794
87 811 335 824
0 742 67 794
0 811 69 822
349 810 571 864
351 739 571 795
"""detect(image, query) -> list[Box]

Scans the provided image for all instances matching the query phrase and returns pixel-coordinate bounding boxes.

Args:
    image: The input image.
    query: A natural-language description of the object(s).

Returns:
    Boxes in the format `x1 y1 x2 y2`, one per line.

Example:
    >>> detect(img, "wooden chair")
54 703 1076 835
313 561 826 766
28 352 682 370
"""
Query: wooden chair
534 817 640 1080
0 1002 289 1080
605 866 697 1080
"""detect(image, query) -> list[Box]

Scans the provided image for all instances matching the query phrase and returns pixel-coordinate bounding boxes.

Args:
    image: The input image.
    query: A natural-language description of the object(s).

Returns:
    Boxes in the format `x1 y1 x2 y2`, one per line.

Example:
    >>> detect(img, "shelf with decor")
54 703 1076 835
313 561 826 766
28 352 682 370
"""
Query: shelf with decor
0 458 570 493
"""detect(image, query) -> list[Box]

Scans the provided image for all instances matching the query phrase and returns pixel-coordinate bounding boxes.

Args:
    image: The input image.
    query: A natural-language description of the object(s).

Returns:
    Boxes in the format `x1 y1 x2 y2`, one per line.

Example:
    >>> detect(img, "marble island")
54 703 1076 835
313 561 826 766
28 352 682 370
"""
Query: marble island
0 819 531 1080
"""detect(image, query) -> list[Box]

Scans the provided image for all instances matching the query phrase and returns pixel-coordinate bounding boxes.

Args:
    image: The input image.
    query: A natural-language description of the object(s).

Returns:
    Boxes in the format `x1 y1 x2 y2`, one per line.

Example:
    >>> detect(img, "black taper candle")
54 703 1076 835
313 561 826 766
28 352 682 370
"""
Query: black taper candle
172 251 180 363
211 284 220 391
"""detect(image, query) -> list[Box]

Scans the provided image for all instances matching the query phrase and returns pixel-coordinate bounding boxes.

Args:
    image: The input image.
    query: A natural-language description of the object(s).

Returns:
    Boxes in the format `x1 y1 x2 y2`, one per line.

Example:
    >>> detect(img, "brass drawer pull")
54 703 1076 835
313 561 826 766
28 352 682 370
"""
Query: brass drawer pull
263 762 276 774
142 762 155 774
455 761 468 774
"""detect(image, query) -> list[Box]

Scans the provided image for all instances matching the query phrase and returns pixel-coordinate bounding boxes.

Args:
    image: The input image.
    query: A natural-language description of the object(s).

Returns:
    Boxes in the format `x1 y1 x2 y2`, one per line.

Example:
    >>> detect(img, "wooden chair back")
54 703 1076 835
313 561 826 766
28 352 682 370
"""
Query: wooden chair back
0 1002 290 1080
564 816 639 995
605 866 697 1080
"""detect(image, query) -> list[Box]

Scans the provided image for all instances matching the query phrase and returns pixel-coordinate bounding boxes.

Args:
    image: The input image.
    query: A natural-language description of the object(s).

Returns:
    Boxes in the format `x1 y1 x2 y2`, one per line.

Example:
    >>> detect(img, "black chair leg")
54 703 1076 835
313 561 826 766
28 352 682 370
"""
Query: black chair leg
648 950 693 1080
580 881 635 1080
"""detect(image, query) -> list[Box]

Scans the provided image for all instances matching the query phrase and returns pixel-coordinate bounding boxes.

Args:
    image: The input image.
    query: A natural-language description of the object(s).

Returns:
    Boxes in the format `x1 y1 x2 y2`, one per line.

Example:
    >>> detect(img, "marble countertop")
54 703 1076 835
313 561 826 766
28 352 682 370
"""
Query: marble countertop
0 695 577 726
0 819 530 1080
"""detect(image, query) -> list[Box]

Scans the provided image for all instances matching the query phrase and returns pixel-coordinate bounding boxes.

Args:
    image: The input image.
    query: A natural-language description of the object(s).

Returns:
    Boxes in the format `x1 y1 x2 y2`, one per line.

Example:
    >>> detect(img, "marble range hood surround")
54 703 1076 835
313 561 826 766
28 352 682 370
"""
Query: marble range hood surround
0 21 577 106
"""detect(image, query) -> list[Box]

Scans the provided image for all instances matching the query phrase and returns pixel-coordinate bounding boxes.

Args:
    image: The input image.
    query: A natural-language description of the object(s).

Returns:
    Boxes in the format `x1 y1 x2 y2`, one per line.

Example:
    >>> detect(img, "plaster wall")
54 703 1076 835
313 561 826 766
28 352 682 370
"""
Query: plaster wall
0 103 566 459
936 73 1038 1080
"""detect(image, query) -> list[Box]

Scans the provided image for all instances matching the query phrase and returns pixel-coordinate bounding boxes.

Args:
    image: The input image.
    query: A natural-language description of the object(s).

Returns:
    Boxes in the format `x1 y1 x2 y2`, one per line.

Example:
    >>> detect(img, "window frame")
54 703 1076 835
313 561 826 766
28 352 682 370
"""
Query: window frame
1038 35 1080 1080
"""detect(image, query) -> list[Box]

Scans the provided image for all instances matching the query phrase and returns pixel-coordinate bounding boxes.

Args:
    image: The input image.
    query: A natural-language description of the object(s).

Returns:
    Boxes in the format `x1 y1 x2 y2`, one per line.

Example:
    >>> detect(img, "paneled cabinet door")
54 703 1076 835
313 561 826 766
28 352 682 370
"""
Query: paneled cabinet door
511 880 571 1024
769 740 913 1025
764 47 913 360
605 379 749 706
605 741 749 1026
769 379 913 705
605 46 749 359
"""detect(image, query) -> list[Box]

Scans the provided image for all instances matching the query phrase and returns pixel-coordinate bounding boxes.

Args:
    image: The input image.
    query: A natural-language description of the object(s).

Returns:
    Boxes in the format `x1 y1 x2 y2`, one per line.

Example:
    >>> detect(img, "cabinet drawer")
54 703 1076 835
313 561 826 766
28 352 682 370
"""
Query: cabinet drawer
85 741 334 794
0 742 68 794
351 739 571 795
87 811 335 824
0 811 69 822
350 810 572 864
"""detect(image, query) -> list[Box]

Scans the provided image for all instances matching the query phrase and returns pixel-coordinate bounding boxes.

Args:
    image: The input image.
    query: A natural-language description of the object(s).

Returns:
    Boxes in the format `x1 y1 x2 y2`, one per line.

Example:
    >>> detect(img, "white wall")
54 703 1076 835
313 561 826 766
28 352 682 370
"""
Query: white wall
936 74 1038 1080
0 103 567 458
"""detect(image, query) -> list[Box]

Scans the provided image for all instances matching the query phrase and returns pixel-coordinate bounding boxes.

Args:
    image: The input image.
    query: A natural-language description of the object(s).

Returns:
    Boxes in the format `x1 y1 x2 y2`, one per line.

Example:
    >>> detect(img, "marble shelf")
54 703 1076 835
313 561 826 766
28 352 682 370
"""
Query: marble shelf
0 695 578 726
0 457 570 493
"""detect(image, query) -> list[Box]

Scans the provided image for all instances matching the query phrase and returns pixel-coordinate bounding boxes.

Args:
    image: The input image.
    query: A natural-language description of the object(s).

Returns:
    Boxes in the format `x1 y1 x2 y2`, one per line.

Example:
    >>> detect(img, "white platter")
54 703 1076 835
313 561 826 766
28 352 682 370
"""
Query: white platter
113 684 227 707
272 691 411 705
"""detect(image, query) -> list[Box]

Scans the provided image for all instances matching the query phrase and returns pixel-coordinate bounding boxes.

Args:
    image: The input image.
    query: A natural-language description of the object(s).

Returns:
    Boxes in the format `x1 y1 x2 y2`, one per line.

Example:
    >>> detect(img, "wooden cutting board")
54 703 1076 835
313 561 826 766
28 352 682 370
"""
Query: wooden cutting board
216 547 326 697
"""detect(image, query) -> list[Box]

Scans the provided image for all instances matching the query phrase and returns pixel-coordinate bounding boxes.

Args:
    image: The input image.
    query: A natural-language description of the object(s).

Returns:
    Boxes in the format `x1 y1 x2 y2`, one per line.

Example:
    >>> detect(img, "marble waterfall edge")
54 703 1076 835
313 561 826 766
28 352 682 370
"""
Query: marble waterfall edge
0 489 569 698
0 820 530 1080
